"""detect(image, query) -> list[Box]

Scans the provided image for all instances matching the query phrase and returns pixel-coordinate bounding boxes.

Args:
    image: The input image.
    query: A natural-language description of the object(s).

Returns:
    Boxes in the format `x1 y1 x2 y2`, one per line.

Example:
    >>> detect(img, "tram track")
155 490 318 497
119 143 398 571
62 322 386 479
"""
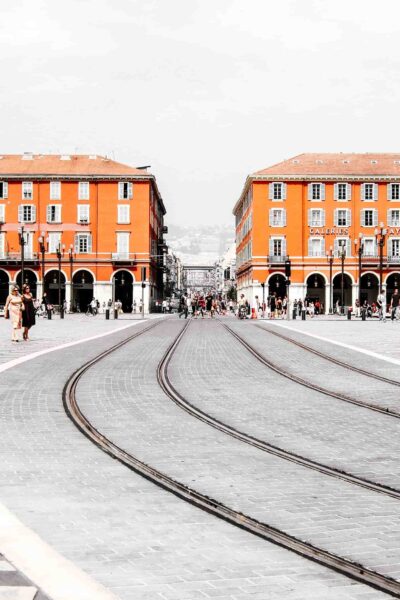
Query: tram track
221 321 400 419
63 318 400 597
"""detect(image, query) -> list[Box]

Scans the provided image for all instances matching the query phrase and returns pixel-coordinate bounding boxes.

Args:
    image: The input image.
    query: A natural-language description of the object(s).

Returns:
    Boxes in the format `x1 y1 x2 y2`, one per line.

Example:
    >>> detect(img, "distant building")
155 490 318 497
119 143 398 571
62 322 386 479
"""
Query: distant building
0 153 166 312
233 153 400 311
215 243 236 296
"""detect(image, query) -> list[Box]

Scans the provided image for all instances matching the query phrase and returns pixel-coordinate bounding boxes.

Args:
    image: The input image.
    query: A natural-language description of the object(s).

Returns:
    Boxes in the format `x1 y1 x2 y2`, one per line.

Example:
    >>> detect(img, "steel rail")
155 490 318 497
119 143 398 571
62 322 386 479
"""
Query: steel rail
222 322 400 419
63 319 400 598
257 322 400 389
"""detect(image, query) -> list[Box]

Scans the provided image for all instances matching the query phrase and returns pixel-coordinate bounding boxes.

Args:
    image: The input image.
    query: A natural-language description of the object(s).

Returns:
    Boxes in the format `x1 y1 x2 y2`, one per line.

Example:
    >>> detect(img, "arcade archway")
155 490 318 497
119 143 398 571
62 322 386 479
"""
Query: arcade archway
16 269 37 297
0 270 9 305
360 273 379 306
72 270 94 312
385 273 400 305
305 273 325 312
333 273 352 310
44 270 66 306
113 270 133 312
268 273 286 300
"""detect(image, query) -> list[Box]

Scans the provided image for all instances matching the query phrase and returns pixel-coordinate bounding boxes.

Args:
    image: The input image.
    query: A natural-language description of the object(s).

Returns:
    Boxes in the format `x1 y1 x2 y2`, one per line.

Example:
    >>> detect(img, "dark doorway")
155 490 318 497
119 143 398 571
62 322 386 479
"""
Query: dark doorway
44 270 66 306
0 270 9 306
306 273 325 310
268 273 286 299
360 273 379 306
333 273 352 309
16 269 37 297
386 273 400 305
113 270 133 312
72 270 94 312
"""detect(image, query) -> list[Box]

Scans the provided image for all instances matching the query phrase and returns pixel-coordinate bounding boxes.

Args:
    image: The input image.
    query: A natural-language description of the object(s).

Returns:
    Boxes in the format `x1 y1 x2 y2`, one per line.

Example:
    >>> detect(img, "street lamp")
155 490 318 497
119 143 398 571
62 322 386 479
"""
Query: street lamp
339 244 346 314
56 243 65 319
375 222 387 292
261 282 265 318
68 244 74 311
18 222 26 291
354 233 364 307
38 231 47 296
326 246 333 314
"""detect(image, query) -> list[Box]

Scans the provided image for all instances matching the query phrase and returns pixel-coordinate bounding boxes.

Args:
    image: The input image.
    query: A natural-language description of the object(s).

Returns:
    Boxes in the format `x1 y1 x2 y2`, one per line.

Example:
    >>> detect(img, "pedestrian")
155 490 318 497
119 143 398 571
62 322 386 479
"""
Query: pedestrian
162 299 167 314
269 294 276 319
205 293 213 316
390 288 400 320
377 289 386 322
21 284 36 340
42 292 52 319
132 299 137 313
5 286 24 342
139 298 143 313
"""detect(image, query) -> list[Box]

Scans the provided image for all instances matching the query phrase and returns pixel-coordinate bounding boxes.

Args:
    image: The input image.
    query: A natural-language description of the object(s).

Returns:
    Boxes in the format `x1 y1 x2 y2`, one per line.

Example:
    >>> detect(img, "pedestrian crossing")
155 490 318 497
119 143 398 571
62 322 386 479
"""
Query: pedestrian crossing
0 555 49 599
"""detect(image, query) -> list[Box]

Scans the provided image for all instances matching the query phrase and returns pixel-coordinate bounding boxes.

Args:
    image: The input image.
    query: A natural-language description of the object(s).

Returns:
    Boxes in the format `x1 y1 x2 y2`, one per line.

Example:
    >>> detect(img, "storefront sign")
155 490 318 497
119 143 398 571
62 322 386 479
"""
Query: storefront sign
309 228 349 235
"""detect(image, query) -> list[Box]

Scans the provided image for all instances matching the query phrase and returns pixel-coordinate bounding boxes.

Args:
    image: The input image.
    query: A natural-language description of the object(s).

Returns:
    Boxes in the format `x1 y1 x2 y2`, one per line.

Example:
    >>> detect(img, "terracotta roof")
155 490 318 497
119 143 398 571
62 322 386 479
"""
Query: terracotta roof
0 154 149 176
253 153 400 177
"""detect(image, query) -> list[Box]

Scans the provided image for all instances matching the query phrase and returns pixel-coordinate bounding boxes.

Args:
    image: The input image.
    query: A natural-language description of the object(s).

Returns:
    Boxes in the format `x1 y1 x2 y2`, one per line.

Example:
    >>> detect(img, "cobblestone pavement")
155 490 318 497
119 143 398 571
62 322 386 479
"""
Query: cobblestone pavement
0 316 388 599
76 319 400 587
0 554 50 599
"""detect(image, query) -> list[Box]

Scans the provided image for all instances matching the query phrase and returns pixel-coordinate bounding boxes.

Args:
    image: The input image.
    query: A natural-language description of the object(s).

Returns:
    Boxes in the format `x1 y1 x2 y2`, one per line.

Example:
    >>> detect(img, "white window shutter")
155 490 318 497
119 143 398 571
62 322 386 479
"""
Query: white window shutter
334 183 339 200
282 209 287 226
346 209 351 226
308 238 313 256
334 238 339 256
361 209 366 227
346 183 352 200
74 235 79 253
128 182 133 199
361 183 366 201
387 183 392 201
18 205 23 222
268 183 274 200
56 205 61 222
47 205 52 222
281 183 287 200
320 183 325 201
321 238 326 255
346 239 351 256
118 182 123 200
321 209 325 226
3 182 8 199
308 208 312 226
373 183 378 201
388 208 392 226
31 205 36 222
373 210 378 226
334 208 338 226
269 209 273 226
87 235 92 253
269 238 274 256
281 238 286 256
308 184 313 201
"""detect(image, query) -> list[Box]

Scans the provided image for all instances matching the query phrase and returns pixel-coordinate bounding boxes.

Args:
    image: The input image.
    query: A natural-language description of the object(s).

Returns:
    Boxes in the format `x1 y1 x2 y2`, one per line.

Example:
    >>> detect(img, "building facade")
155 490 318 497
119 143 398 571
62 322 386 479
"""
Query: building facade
0 154 166 312
233 154 400 311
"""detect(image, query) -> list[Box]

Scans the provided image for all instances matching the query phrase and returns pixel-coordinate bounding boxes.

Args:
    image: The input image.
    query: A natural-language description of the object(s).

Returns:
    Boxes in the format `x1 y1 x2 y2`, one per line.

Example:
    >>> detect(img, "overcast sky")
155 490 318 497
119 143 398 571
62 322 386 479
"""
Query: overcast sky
1 0 400 228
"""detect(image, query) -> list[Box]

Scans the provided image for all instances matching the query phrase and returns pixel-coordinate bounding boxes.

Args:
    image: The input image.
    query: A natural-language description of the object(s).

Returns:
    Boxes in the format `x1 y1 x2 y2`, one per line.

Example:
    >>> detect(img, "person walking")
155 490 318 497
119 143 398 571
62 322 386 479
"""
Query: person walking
390 288 400 321
5 286 24 342
377 289 387 322
21 284 36 340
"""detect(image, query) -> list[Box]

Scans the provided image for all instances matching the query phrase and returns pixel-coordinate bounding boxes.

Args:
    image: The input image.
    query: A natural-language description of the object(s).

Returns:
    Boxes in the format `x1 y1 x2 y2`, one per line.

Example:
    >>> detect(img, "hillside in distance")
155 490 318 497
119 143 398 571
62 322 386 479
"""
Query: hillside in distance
166 223 234 265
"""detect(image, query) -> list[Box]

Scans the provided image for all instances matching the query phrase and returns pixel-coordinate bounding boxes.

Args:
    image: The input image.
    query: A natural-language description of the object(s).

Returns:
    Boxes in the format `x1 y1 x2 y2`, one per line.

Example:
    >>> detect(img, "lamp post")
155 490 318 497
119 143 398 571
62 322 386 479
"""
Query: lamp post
261 282 265 318
38 231 46 298
326 246 333 314
355 233 364 307
68 244 74 312
339 245 346 314
56 243 65 318
18 222 26 291
375 222 387 292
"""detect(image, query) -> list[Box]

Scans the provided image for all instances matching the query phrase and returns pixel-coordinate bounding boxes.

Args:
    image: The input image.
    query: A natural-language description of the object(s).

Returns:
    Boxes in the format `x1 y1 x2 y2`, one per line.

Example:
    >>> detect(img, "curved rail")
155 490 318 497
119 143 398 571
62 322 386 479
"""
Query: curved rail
63 319 400 598
257 322 400 390
221 321 400 419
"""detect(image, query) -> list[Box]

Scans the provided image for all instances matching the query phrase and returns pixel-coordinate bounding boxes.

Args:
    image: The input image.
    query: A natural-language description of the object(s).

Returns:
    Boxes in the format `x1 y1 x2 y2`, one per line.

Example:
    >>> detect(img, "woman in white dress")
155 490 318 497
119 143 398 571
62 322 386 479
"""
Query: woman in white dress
5 286 24 342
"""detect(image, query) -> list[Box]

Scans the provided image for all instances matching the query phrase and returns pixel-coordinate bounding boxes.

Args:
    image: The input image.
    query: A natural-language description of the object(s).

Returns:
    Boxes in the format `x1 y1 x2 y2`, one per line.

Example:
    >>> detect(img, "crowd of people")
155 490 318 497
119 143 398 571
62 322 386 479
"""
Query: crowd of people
177 293 235 319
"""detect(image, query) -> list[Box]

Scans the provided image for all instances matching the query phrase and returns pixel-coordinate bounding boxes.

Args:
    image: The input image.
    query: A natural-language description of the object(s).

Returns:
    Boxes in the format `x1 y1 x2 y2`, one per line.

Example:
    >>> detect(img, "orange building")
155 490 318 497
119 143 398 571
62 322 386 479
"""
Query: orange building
0 154 166 312
233 153 400 312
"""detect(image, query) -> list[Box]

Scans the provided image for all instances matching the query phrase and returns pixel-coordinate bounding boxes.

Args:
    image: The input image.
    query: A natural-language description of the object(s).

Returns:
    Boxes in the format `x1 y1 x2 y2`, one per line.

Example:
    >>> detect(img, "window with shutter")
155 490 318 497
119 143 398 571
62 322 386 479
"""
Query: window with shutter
281 238 286 256
269 238 274 256
363 238 376 257
335 183 350 201
0 232 4 258
118 205 130 224
390 238 400 257
118 182 133 200
78 182 90 200
388 183 400 201
22 182 33 200
50 181 61 200
77 205 90 223
0 182 7 199
48 232 61 253
372 210 378 226
117 232 130 258
75 233 92 253
0 205 5 223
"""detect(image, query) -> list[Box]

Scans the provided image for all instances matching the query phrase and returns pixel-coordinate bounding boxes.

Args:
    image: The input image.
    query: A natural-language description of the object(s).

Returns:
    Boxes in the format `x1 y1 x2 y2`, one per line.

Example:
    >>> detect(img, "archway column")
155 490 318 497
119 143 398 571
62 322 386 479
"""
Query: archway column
324 283 331 314
352 283 358 310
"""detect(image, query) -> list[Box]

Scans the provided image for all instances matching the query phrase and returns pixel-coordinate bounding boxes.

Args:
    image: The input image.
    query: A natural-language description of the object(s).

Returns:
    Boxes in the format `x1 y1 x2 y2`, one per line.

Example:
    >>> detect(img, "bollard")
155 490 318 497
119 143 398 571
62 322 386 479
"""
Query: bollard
292 308 296 320
347 307 352 320
47 310 52 320
114 309 118 319
361 308 366 321
301 309 306 321
60 308 64 320
105 309 110 320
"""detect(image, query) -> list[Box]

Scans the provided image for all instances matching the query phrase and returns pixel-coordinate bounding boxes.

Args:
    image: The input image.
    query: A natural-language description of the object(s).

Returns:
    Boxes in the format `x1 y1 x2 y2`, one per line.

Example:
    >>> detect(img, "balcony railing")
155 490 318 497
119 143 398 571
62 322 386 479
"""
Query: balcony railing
111 252 135 262
268 255 286 263
2 251 38 260
388 255 400 263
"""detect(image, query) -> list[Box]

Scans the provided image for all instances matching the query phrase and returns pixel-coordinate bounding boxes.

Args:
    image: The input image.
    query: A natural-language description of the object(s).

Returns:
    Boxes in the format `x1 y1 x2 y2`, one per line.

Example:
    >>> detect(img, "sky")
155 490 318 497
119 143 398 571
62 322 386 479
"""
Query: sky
1 0 400 230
